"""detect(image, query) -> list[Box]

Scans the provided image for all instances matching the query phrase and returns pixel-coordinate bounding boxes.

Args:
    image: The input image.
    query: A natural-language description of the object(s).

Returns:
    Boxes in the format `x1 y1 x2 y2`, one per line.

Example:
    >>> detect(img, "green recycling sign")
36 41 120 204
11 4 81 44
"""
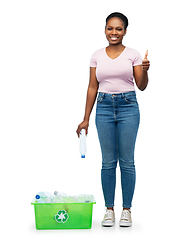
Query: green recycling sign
54 210 69 223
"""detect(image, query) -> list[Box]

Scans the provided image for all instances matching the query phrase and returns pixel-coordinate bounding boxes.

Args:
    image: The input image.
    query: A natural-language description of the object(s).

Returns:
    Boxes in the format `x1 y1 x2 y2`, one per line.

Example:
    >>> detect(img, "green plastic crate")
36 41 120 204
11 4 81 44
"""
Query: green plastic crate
31 202 96 229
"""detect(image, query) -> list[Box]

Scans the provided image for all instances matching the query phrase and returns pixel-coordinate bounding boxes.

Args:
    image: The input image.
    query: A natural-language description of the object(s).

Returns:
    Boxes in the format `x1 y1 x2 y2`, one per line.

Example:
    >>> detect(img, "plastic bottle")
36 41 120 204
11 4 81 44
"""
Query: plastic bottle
79 129 87 158
73 194 94 203
35 194 45 203
52 191 66 203
35 192 53 203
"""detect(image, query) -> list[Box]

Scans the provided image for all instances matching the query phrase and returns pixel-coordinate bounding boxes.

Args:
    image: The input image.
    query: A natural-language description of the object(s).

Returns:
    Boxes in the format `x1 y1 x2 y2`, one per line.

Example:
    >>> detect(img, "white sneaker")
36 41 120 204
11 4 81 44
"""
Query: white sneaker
102 209 115 227
119 209 132 227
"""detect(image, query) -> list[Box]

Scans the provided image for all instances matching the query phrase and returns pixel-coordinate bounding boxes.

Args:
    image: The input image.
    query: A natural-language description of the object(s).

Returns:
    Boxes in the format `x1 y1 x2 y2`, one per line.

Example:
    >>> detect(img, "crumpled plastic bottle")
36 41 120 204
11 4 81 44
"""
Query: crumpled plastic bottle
79 129 87 158
34 191 53 203
73 194 95 203
52 191 67 203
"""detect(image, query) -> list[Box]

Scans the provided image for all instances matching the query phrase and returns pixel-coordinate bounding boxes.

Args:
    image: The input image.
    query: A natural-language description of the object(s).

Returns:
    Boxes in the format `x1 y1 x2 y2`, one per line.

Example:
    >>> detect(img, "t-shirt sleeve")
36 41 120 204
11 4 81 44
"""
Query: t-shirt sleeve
132 50 142 66
90 52 97 67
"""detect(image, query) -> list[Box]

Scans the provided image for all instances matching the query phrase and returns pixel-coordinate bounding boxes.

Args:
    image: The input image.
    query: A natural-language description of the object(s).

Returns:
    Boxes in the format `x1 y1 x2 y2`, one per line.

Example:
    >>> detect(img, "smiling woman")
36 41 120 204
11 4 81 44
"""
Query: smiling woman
105 16 126 59
76 11 150 228
105 12 128 49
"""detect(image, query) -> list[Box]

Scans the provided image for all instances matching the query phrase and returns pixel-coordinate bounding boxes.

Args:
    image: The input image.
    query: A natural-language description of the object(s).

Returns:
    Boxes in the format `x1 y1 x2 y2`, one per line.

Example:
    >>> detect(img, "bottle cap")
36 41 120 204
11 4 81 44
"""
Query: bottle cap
36 195 40 199
81 155 85 158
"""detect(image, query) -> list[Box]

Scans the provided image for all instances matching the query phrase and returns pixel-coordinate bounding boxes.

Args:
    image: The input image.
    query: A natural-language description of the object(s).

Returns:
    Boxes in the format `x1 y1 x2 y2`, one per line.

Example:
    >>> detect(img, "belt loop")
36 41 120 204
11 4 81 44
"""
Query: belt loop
122 93 124 98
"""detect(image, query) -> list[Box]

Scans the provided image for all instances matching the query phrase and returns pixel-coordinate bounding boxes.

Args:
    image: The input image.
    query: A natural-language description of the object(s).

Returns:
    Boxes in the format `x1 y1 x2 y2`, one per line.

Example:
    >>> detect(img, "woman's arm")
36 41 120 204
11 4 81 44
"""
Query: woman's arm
133 51 150 91
76 67 99 137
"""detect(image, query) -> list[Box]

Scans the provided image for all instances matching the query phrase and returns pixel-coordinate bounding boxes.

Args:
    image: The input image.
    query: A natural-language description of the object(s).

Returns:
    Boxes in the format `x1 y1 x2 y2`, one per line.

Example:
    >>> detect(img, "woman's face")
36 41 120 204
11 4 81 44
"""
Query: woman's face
105 17 126 45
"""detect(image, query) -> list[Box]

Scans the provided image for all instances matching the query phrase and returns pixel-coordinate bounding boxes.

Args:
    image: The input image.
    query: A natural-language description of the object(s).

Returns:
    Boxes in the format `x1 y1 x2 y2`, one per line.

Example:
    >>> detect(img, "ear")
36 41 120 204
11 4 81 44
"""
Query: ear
124 29 127 36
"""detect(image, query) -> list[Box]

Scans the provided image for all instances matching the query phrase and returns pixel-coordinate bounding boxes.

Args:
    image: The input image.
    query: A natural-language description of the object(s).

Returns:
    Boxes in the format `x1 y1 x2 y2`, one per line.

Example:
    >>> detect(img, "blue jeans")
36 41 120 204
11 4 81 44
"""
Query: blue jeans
95 92 140 208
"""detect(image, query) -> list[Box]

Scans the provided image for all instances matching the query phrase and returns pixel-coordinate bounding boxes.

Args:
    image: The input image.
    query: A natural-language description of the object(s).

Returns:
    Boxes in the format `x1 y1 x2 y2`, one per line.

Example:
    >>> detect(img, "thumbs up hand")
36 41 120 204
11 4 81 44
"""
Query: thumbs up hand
142 50 150 71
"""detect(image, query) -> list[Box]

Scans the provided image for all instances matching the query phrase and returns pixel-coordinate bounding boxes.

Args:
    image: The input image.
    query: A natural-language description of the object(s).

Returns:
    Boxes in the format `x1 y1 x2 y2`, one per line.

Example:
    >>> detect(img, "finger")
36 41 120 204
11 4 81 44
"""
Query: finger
142 65 150 71
142 62 150 66
85 128 88 136
143 62 149 66
76 126 81 137
144 50 148 60
76 130 80 138
142 65 150 69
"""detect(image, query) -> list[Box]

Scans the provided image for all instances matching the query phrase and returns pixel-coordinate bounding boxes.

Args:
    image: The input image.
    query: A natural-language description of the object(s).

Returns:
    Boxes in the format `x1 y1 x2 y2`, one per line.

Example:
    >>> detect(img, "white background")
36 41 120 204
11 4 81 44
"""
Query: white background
1 0 183 239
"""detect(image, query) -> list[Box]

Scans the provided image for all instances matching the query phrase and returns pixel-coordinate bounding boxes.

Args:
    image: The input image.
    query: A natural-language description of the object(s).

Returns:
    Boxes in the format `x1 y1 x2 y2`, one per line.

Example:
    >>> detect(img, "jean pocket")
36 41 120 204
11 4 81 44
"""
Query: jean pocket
97 97 104 103
97 93 104 104
124 94 137 104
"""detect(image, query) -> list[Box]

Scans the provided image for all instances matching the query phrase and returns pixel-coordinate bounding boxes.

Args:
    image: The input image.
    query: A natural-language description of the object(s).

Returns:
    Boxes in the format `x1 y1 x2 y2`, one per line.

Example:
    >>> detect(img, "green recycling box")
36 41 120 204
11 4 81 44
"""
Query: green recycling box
32 202 96 229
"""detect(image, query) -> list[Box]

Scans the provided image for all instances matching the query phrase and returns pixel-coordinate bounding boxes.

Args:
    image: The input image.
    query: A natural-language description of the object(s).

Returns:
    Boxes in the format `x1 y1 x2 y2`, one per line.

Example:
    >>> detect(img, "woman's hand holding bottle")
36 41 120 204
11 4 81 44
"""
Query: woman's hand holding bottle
76 120 89 138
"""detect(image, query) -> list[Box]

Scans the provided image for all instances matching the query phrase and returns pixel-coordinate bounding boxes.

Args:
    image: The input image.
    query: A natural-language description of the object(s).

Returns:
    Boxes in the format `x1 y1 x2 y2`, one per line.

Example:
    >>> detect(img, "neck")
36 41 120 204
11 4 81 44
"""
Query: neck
107 43 125 52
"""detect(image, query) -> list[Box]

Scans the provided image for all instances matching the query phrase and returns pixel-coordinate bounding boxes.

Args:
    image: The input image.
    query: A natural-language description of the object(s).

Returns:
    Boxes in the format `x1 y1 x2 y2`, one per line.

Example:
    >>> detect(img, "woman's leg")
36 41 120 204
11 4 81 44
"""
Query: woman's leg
96 119 118 208
117 96 140 209
95 94 118 208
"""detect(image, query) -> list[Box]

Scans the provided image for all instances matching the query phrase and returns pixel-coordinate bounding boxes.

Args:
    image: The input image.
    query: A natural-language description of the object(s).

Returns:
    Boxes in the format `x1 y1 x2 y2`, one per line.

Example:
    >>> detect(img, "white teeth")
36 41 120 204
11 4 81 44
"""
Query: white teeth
111 37 117 40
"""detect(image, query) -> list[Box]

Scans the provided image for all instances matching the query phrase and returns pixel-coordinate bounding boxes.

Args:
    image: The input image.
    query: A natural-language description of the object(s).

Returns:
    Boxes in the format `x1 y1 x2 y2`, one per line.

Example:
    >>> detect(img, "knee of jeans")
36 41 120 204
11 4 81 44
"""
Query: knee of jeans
119 158 135 172
102 159 117 170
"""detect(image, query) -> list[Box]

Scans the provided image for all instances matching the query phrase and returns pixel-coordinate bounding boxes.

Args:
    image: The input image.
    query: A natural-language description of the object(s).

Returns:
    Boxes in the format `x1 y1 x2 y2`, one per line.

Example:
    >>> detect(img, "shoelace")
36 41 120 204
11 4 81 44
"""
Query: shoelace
121 210 131 221
104 210 114 220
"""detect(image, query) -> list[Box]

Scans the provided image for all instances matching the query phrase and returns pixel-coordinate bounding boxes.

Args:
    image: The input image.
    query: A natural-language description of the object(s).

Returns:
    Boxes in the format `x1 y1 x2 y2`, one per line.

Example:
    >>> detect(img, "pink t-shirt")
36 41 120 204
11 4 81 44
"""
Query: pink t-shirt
90 47 142 93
